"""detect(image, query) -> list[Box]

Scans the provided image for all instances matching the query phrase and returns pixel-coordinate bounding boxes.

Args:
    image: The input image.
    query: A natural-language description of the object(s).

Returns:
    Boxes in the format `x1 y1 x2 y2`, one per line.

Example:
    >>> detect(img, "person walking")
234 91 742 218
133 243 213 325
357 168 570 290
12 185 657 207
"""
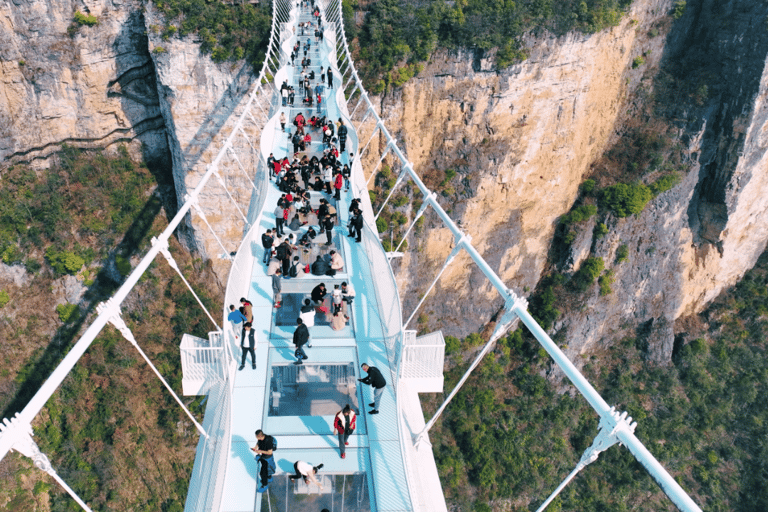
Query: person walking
272 267 282 309
293 317 309 365
251 430 276 493
280 111 287 132
289 461 324 490
359 363 386 414
261 228 274 265
239 322 256 370
333 405 356 459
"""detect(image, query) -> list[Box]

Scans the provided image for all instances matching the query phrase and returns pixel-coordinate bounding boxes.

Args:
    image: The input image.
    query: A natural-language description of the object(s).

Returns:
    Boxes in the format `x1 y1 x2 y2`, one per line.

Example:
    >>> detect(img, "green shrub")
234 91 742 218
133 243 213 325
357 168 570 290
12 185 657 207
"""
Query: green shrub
572 257 604 291
632 56 646 68
153 46 167 55
392 194 409 207
594 222 608 239
0 290 9 308
46 248 84 275
561 204 597 226
650 173 681 195
376 217 388 233
599 182 652 217
74 11 98 27
115 255 132 277
445 335 461 354
598 270 615 296
56 303 80 323
579 179 596 195
673 0 686 19
616 244 629 263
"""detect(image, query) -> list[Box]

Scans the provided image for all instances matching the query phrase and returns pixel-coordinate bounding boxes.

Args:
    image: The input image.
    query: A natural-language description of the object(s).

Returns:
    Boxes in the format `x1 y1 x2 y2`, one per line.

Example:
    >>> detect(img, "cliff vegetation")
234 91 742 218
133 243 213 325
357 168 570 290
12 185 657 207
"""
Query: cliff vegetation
0 147 218 510
346 0 632 90
430 248 768 511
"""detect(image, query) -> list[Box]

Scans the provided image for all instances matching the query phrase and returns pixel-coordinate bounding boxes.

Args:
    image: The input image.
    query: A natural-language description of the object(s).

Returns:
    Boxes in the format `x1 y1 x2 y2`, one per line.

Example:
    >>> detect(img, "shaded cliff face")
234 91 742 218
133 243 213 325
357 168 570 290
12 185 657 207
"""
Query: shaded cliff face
358 0 674 337
145 3 268 281
361 0 768 356
0 0 167 168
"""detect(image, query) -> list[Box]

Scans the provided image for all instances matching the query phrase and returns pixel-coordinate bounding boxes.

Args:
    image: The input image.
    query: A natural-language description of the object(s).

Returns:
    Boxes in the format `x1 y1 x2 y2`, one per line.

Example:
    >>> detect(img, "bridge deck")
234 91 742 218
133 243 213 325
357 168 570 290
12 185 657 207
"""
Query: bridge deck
217 6 415 512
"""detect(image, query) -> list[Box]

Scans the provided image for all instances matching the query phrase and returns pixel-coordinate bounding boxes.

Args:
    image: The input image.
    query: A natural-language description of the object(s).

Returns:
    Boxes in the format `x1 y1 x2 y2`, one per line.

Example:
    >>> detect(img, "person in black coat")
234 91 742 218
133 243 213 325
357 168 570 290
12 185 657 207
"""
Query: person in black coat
240 323 256 370
311 283 327 304
311 255 330 276
351 208 363 242
261 229 274 265
338 121 348 153
359 363 386 413
323 215 334 246
293 318 310 365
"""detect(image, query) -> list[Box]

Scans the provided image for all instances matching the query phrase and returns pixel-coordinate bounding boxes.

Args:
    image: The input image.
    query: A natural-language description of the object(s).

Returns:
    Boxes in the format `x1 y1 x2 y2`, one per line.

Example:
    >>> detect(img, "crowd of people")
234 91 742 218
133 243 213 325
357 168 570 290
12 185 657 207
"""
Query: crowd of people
232 2 390 496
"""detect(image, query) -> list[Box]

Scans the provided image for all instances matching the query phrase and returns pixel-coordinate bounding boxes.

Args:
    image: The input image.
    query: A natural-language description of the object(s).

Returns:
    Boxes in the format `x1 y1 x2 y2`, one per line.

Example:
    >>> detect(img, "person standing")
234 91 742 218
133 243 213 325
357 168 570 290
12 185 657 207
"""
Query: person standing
327 69 333 88
333 405 356 459
359 363 386 414
352 208 363 243
240 297 254 323
289 461 324 490
274 204 286 237
280 111 287 132
239 322 256 371
293 318 310 365
334 170 343 201
228 304 247 340
338 120 348 153
323 214 334 246
272 267 282 309
261 228 274 265
251 430 276 493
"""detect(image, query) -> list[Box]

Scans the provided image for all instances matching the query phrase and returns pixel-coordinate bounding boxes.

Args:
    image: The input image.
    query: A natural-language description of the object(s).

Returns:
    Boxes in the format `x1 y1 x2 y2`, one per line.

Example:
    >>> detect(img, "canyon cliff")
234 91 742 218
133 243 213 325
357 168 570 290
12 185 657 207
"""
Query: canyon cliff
355 0 768 365
2 0 767 367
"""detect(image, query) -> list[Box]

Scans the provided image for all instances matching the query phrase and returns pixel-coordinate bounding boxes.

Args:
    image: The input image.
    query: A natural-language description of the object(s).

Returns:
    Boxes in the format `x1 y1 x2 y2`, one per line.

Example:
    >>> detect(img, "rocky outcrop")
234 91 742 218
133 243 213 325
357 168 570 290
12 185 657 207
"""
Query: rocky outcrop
356 0 674 338
357 0 768 363
145 3 269 281
0 0 168 168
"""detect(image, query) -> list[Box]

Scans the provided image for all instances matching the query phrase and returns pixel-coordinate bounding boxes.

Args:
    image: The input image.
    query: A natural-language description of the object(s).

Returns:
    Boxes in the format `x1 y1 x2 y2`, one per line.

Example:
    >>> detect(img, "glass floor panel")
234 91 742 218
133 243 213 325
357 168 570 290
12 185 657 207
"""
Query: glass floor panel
269 363 358 416
260 474 370 512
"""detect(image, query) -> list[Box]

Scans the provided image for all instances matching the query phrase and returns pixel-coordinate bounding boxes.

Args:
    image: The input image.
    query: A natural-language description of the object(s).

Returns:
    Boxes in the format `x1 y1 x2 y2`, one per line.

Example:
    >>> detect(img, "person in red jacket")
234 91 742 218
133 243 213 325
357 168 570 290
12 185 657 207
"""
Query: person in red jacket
333 404 356 459
334 170 343 201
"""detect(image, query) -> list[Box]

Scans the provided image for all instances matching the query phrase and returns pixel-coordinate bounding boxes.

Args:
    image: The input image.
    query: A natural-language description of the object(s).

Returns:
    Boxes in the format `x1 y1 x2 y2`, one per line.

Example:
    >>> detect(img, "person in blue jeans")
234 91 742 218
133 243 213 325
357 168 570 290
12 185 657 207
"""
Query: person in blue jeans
251 430 276 492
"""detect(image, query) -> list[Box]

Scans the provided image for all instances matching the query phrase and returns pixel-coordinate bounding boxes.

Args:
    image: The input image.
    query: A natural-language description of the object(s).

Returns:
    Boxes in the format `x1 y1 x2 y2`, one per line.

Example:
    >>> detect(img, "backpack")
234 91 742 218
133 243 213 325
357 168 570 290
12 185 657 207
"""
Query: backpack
289 263 299 278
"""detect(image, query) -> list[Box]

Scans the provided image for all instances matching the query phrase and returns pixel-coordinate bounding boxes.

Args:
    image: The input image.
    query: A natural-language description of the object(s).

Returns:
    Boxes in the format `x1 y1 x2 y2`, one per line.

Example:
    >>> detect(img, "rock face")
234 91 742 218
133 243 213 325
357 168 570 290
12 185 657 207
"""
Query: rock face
0 0 167 167
355 0 768 362
145 3 269 282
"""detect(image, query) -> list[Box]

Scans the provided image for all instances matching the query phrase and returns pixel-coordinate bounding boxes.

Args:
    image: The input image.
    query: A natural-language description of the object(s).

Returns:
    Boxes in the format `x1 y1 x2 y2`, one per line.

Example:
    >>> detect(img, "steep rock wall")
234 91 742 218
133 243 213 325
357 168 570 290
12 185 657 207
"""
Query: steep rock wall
0 0 167 167
145 3 269 281
357 0 674 337
359 0 768 361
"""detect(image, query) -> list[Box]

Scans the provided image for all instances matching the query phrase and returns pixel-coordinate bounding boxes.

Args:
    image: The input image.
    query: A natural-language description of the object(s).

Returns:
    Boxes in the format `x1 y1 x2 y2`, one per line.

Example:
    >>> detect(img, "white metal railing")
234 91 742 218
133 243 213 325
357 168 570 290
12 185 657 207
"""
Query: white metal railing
180 333 225 395
319 0 703 511
401 331 445 380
